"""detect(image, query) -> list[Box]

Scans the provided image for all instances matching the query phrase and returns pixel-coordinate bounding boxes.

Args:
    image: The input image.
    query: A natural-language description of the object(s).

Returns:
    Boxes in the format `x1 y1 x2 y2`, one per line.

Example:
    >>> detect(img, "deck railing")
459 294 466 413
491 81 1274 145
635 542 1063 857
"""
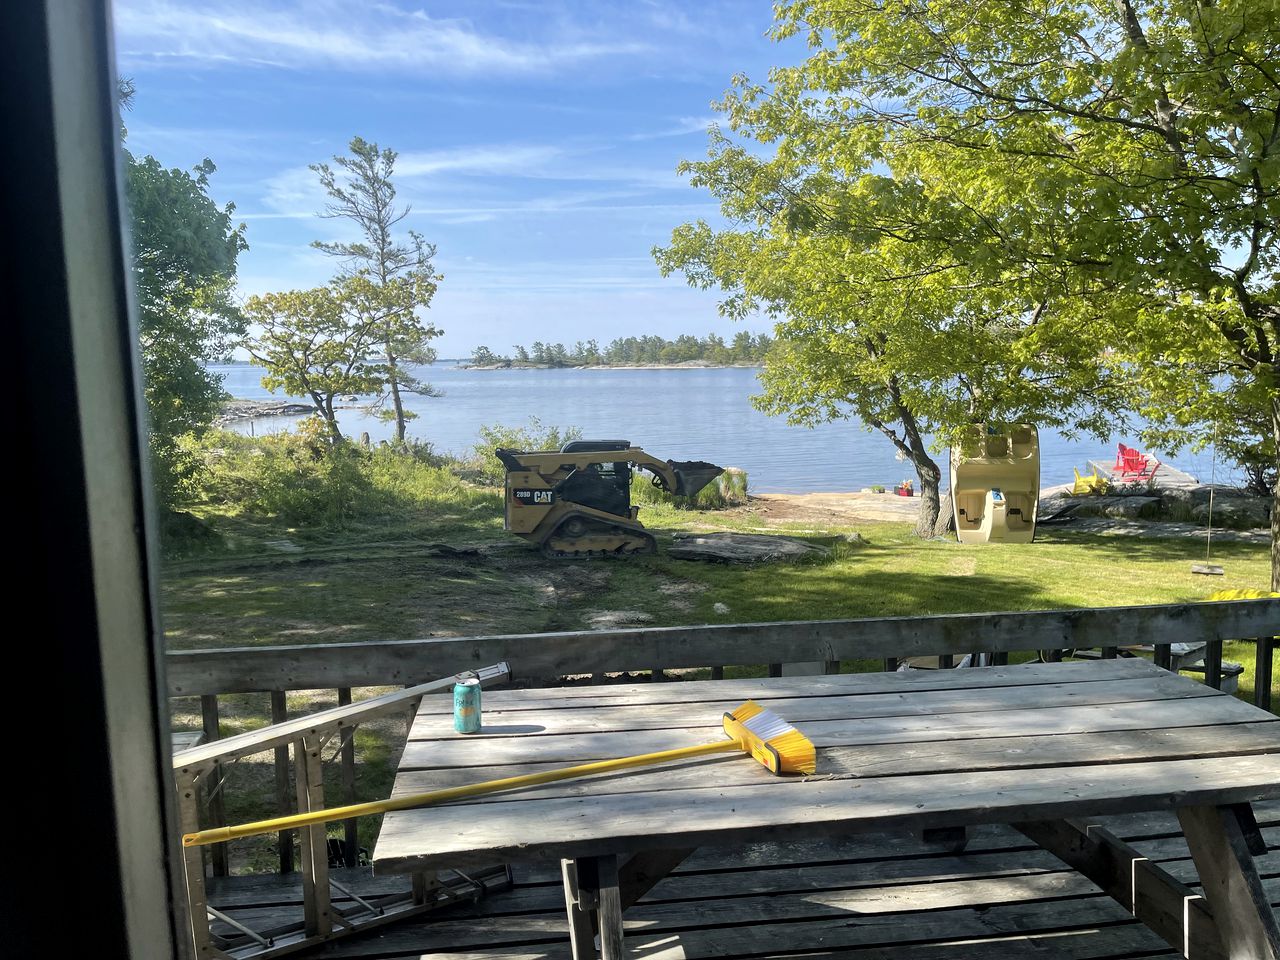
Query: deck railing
169 598 1277 695
173 666 513 958
169 597 1278 882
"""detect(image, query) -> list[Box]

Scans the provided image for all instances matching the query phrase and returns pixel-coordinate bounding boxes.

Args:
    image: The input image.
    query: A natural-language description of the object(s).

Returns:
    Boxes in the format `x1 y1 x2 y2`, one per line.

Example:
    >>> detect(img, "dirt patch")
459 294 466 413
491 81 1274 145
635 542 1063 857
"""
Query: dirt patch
669 532 831 562
518 564 613 607
750 492 918 527
654 575 707 611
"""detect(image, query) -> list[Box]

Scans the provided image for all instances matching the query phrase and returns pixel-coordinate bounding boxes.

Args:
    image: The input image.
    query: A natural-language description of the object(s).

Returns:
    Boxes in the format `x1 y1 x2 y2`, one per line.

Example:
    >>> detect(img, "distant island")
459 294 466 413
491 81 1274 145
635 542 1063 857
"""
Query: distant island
462 332 772 370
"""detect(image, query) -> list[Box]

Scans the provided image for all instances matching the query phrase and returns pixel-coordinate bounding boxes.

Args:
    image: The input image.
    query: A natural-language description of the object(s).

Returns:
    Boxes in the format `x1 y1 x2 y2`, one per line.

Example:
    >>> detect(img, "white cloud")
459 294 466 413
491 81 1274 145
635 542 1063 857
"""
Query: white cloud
246 138 695 221
628 115 719 141
396 145 566 177
114 0 652 75
257 165 328 216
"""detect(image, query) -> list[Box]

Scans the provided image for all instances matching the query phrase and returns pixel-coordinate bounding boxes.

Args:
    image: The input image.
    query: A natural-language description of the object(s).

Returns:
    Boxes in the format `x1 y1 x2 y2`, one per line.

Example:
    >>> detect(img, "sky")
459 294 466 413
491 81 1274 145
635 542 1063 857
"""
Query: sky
111 0 795 357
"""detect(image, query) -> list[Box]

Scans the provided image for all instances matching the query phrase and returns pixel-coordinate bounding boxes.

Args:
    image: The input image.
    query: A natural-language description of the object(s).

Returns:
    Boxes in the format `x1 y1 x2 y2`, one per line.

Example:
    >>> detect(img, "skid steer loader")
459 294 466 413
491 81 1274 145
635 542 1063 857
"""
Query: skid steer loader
496 441 723 558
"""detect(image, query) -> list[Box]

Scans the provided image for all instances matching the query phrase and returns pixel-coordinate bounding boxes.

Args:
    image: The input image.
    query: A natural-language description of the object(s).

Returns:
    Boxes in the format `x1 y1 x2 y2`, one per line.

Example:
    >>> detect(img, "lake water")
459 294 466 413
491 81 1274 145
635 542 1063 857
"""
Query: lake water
213 361 1232 494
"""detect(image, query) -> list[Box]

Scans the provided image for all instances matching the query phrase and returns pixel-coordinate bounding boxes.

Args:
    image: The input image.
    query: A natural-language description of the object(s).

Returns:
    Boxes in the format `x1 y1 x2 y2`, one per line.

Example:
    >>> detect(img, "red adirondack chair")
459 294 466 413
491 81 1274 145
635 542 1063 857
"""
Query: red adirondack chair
1113 443 1160 482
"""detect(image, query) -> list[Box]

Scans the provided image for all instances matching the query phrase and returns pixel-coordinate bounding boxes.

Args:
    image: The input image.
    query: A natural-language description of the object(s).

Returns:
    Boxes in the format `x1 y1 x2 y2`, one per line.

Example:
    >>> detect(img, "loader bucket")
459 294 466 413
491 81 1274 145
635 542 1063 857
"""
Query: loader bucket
669 461 724 498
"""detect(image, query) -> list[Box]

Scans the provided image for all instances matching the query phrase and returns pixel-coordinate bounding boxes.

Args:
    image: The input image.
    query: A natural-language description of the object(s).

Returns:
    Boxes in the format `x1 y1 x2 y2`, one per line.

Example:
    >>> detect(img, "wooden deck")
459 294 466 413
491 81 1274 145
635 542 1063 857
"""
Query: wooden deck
199 800 1280 960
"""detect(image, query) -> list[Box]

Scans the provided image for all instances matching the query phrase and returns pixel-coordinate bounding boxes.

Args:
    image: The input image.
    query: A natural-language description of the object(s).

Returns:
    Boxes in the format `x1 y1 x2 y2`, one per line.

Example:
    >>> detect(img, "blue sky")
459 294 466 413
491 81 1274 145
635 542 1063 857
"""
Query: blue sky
112 1 793 357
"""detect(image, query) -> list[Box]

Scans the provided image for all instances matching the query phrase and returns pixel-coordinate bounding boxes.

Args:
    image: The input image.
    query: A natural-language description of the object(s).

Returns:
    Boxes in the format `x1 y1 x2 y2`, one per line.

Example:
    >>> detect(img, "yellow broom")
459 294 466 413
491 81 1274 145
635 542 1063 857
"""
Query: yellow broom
183 700 816 847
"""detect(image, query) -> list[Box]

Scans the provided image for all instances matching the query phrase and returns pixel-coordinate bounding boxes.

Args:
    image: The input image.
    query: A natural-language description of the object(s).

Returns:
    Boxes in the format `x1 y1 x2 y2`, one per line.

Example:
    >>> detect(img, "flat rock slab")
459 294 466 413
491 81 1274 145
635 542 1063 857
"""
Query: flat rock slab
1068 495 1163 519
669 532 830 563
216 399 315 423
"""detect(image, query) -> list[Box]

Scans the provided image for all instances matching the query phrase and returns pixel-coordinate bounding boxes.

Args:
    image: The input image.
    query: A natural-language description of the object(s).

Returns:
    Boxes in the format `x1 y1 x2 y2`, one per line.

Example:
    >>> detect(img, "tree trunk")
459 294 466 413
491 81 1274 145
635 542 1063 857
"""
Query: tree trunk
934 492 956 538
1271 393 1279 592
912 457 943 538
385 342 407 444
876 382 944 539
322 395 343 441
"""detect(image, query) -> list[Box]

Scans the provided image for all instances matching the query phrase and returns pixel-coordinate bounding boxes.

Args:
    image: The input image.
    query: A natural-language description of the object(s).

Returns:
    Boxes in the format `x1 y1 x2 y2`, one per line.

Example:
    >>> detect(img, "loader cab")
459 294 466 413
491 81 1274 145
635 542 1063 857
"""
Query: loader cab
557 440 633 518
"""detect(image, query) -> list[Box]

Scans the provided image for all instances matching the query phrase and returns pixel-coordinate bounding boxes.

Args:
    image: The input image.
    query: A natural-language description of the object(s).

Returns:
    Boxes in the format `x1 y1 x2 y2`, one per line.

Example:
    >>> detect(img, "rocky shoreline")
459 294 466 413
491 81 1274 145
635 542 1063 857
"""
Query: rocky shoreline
215 399 315 425
459 360 762 371
1039 481 1271 531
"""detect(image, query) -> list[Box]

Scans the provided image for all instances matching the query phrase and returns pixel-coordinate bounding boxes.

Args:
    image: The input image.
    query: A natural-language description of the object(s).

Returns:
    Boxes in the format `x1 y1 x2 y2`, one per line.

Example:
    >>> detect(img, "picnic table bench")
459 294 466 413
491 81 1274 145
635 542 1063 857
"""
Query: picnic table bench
375 656 1280 960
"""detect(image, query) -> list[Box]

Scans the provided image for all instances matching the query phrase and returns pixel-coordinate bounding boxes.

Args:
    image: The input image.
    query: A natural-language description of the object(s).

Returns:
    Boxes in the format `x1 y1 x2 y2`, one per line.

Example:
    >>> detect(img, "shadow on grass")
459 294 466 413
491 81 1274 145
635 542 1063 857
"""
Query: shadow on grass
1031 529 1265 562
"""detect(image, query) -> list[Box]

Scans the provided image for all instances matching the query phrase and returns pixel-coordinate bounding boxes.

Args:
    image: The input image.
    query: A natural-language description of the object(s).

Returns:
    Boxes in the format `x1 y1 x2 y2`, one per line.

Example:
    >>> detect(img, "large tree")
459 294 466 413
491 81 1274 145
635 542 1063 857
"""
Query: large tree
311 137 442 443
659 221 1118 534
243 277 391 440
663 0 1279 581
121 85 247 505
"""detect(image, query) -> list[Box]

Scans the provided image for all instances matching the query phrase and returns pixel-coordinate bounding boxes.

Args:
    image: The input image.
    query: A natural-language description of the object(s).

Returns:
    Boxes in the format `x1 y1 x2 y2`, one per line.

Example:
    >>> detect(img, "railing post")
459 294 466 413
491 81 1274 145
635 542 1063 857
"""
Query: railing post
337 687 359 869
1101 646 1118 659
883 657 898 672
270 690 294 874
295 735 332 937
199 695 229 877
175 767 212 956
990 651 1009 666
1154 643 1173 672
710 666 724 680
1256 637 1274 712
938 654 954 669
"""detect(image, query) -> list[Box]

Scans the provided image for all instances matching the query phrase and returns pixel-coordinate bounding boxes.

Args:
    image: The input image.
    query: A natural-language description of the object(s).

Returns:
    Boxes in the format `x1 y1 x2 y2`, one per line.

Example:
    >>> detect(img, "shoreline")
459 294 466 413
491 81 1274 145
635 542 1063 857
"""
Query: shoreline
459 361 763 371
216 399 314 424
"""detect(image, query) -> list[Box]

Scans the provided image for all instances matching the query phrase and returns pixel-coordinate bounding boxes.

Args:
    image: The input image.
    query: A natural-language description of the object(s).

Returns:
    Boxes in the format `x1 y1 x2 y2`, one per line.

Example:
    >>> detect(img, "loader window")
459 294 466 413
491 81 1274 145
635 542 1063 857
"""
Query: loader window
556 462 632 517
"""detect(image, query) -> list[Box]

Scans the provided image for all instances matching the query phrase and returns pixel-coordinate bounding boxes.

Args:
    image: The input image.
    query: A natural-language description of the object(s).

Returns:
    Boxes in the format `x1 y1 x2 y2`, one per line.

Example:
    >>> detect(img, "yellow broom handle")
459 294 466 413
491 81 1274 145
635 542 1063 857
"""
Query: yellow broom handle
184 738 737 847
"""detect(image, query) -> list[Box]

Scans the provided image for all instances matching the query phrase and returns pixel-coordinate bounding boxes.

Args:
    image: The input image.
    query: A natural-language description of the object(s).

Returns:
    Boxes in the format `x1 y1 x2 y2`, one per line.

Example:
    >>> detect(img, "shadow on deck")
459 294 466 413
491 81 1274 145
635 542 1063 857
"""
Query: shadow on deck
207 802 1280 960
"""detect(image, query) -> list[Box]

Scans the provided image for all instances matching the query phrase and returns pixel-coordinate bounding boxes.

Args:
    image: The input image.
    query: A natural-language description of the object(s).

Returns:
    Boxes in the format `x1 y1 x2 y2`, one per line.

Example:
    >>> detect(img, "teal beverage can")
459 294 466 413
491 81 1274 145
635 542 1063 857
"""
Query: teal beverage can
453 676 482 734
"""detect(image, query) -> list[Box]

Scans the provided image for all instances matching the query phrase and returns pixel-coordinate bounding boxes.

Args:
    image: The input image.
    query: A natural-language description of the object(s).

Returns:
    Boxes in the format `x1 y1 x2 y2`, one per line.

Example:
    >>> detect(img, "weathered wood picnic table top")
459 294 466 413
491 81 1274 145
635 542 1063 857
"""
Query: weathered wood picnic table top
374 657 1280 875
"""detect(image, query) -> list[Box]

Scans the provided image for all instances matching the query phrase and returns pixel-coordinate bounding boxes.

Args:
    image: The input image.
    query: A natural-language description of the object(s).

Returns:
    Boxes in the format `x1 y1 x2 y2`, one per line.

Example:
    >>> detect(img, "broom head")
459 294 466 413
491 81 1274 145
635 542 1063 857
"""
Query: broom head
723 700 816 775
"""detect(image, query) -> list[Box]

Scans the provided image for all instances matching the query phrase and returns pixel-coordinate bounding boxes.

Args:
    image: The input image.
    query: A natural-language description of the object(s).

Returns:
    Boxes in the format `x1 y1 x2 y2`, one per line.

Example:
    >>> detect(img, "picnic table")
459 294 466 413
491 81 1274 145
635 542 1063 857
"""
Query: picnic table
374 657 1280 960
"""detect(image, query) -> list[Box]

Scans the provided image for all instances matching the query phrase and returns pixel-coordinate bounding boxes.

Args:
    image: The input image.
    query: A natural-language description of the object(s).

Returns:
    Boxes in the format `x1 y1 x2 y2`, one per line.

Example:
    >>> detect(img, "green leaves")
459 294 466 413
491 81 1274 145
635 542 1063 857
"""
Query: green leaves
660 0 1278 523
311 137 443 441
244 277 399 439
124 147 247 507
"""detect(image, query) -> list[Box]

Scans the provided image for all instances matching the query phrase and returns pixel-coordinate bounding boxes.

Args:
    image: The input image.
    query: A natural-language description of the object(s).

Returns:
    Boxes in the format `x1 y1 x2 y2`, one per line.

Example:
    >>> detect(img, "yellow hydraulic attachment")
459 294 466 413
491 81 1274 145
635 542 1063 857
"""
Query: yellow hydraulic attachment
497 440 723 558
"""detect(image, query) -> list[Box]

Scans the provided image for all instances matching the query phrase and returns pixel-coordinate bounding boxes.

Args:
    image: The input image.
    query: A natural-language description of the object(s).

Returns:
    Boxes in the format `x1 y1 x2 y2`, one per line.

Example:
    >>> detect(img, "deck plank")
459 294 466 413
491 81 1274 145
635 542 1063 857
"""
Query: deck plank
300 870 1278 958
376 754 1280 871
400 695 1273 768
474 659 1162 709
392 722 1280 803
258 806 1280 960
407 675 1219 739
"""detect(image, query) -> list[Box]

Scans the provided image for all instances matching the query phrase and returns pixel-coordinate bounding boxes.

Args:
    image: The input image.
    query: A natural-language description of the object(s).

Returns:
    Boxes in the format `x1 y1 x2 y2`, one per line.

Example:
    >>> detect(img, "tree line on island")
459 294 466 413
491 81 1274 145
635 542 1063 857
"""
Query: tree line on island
467 332 772 369
119 0 1279 589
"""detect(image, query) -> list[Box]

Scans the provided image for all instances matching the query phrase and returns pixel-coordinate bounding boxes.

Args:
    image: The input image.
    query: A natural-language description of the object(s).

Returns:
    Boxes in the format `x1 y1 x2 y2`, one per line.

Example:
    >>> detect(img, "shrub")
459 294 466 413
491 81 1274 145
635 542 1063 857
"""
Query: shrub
468 418 583 486
193 420 378 525
188 421 497 529
364 444 493 511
